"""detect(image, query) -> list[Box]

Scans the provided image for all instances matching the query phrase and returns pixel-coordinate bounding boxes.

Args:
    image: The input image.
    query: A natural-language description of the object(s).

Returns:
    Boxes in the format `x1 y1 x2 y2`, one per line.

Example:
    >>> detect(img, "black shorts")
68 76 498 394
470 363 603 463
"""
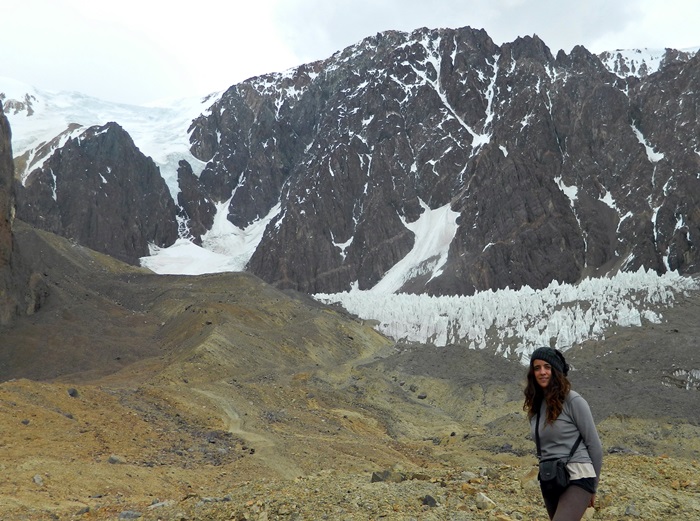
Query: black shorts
568 477 596 494
540 477 596 499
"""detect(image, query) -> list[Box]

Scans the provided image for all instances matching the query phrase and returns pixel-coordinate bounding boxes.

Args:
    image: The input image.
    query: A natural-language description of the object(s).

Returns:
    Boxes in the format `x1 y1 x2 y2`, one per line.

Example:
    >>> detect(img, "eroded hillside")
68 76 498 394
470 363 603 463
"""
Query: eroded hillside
0 222 698 520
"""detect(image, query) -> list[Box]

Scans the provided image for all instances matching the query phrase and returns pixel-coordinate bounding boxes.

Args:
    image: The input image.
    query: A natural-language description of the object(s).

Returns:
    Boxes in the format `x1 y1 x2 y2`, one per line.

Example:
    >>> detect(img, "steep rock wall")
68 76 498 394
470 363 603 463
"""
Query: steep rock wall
0 102 44 325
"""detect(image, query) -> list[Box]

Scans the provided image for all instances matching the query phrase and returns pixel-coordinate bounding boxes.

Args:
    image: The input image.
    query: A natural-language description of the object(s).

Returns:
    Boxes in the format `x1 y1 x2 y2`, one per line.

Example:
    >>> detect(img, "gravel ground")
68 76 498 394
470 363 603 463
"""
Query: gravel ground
0 224 698 520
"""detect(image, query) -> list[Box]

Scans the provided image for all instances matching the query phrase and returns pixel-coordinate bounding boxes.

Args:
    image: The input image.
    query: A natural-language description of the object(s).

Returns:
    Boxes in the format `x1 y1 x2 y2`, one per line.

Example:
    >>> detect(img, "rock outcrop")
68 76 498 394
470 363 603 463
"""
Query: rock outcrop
176 159 216 244
0 101 19 324
0 102 44 325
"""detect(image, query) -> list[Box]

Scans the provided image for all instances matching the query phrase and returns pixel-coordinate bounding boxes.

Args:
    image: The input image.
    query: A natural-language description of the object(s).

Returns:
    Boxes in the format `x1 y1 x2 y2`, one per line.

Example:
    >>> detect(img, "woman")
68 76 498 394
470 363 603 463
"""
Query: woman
523 347 603 521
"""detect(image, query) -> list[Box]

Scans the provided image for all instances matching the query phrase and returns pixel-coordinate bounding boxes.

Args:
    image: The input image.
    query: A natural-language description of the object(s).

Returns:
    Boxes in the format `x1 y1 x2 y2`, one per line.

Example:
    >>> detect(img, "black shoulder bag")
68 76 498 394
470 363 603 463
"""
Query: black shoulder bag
535 406 583 493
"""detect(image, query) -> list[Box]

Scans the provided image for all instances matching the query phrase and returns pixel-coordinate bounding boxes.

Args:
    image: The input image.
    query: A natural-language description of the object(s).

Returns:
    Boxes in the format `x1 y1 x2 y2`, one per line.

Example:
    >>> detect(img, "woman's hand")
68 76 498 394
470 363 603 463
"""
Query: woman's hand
589 493 596 508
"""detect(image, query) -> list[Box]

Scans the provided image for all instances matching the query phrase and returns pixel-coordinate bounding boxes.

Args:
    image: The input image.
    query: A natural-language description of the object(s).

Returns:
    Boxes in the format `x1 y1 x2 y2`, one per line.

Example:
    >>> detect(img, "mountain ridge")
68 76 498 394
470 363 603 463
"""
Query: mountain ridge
2 29 700 296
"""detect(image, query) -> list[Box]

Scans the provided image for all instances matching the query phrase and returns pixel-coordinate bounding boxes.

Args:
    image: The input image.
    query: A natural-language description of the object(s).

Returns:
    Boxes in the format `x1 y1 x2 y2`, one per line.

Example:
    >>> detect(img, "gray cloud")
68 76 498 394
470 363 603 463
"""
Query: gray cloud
273 0 649 61
2 0 696 105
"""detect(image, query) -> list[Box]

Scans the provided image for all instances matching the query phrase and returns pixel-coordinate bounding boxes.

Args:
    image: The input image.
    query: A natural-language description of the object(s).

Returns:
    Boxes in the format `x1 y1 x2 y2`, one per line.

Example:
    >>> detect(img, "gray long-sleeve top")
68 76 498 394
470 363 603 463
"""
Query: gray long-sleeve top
530 390 603 487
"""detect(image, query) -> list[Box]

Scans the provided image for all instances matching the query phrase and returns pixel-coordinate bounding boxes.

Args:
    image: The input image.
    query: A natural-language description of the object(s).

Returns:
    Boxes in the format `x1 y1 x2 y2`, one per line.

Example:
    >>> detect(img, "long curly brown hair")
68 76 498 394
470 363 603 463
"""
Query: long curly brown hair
523 364 571 424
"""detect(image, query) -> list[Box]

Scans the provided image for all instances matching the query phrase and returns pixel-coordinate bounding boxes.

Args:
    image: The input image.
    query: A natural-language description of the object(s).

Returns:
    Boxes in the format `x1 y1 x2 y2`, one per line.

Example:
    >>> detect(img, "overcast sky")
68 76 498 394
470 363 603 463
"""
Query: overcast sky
2 0 699 105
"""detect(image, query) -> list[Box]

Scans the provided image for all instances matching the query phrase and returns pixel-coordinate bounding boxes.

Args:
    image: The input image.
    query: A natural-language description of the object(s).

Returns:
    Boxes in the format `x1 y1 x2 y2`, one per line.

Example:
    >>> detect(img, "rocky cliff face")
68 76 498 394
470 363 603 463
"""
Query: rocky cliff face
16 122 179 264
183 28 699 294
0 102 18 324
0 102 45 325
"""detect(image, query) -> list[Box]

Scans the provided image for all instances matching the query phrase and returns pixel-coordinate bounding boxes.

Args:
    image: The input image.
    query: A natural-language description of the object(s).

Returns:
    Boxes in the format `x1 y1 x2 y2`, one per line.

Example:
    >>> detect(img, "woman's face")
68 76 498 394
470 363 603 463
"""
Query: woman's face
532 359 552 388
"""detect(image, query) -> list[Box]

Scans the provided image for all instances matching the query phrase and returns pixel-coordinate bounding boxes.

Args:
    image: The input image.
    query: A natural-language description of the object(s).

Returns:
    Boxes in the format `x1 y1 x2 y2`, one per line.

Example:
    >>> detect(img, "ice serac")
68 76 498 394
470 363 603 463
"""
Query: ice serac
15 122 179 264
185 27 699 295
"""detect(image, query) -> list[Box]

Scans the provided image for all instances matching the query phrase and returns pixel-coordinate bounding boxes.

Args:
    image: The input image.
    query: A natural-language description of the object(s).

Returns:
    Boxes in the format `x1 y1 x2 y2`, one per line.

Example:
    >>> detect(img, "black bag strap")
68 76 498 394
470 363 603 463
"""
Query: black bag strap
535 405 543 457
535 404 583 461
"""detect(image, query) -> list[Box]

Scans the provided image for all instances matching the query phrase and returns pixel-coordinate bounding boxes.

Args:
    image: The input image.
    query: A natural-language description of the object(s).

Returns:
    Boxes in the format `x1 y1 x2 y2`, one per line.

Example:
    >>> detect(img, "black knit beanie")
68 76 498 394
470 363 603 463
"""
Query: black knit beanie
530 347 569 376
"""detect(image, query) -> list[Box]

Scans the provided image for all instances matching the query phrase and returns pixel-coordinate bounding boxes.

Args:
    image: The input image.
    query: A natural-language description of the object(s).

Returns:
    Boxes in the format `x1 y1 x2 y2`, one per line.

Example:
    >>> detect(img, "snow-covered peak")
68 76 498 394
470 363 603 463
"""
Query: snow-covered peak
1 76 222 198
598 47 699 79
0 76 41 106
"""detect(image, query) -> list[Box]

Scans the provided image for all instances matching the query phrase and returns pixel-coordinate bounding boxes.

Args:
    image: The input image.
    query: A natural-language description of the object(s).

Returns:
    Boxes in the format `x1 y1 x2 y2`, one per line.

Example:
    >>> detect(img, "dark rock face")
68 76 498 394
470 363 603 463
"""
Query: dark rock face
16 122 178 264
176 160 216 245
0 102 18 323
0 107 13 256
184 28 699 294
0 102 44 325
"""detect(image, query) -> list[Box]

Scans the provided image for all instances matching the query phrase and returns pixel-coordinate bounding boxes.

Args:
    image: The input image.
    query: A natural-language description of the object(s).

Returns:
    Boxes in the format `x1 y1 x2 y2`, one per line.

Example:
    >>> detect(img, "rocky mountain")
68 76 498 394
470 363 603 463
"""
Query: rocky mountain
186 30 700 295
2 27 699 295
15 121 178 264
